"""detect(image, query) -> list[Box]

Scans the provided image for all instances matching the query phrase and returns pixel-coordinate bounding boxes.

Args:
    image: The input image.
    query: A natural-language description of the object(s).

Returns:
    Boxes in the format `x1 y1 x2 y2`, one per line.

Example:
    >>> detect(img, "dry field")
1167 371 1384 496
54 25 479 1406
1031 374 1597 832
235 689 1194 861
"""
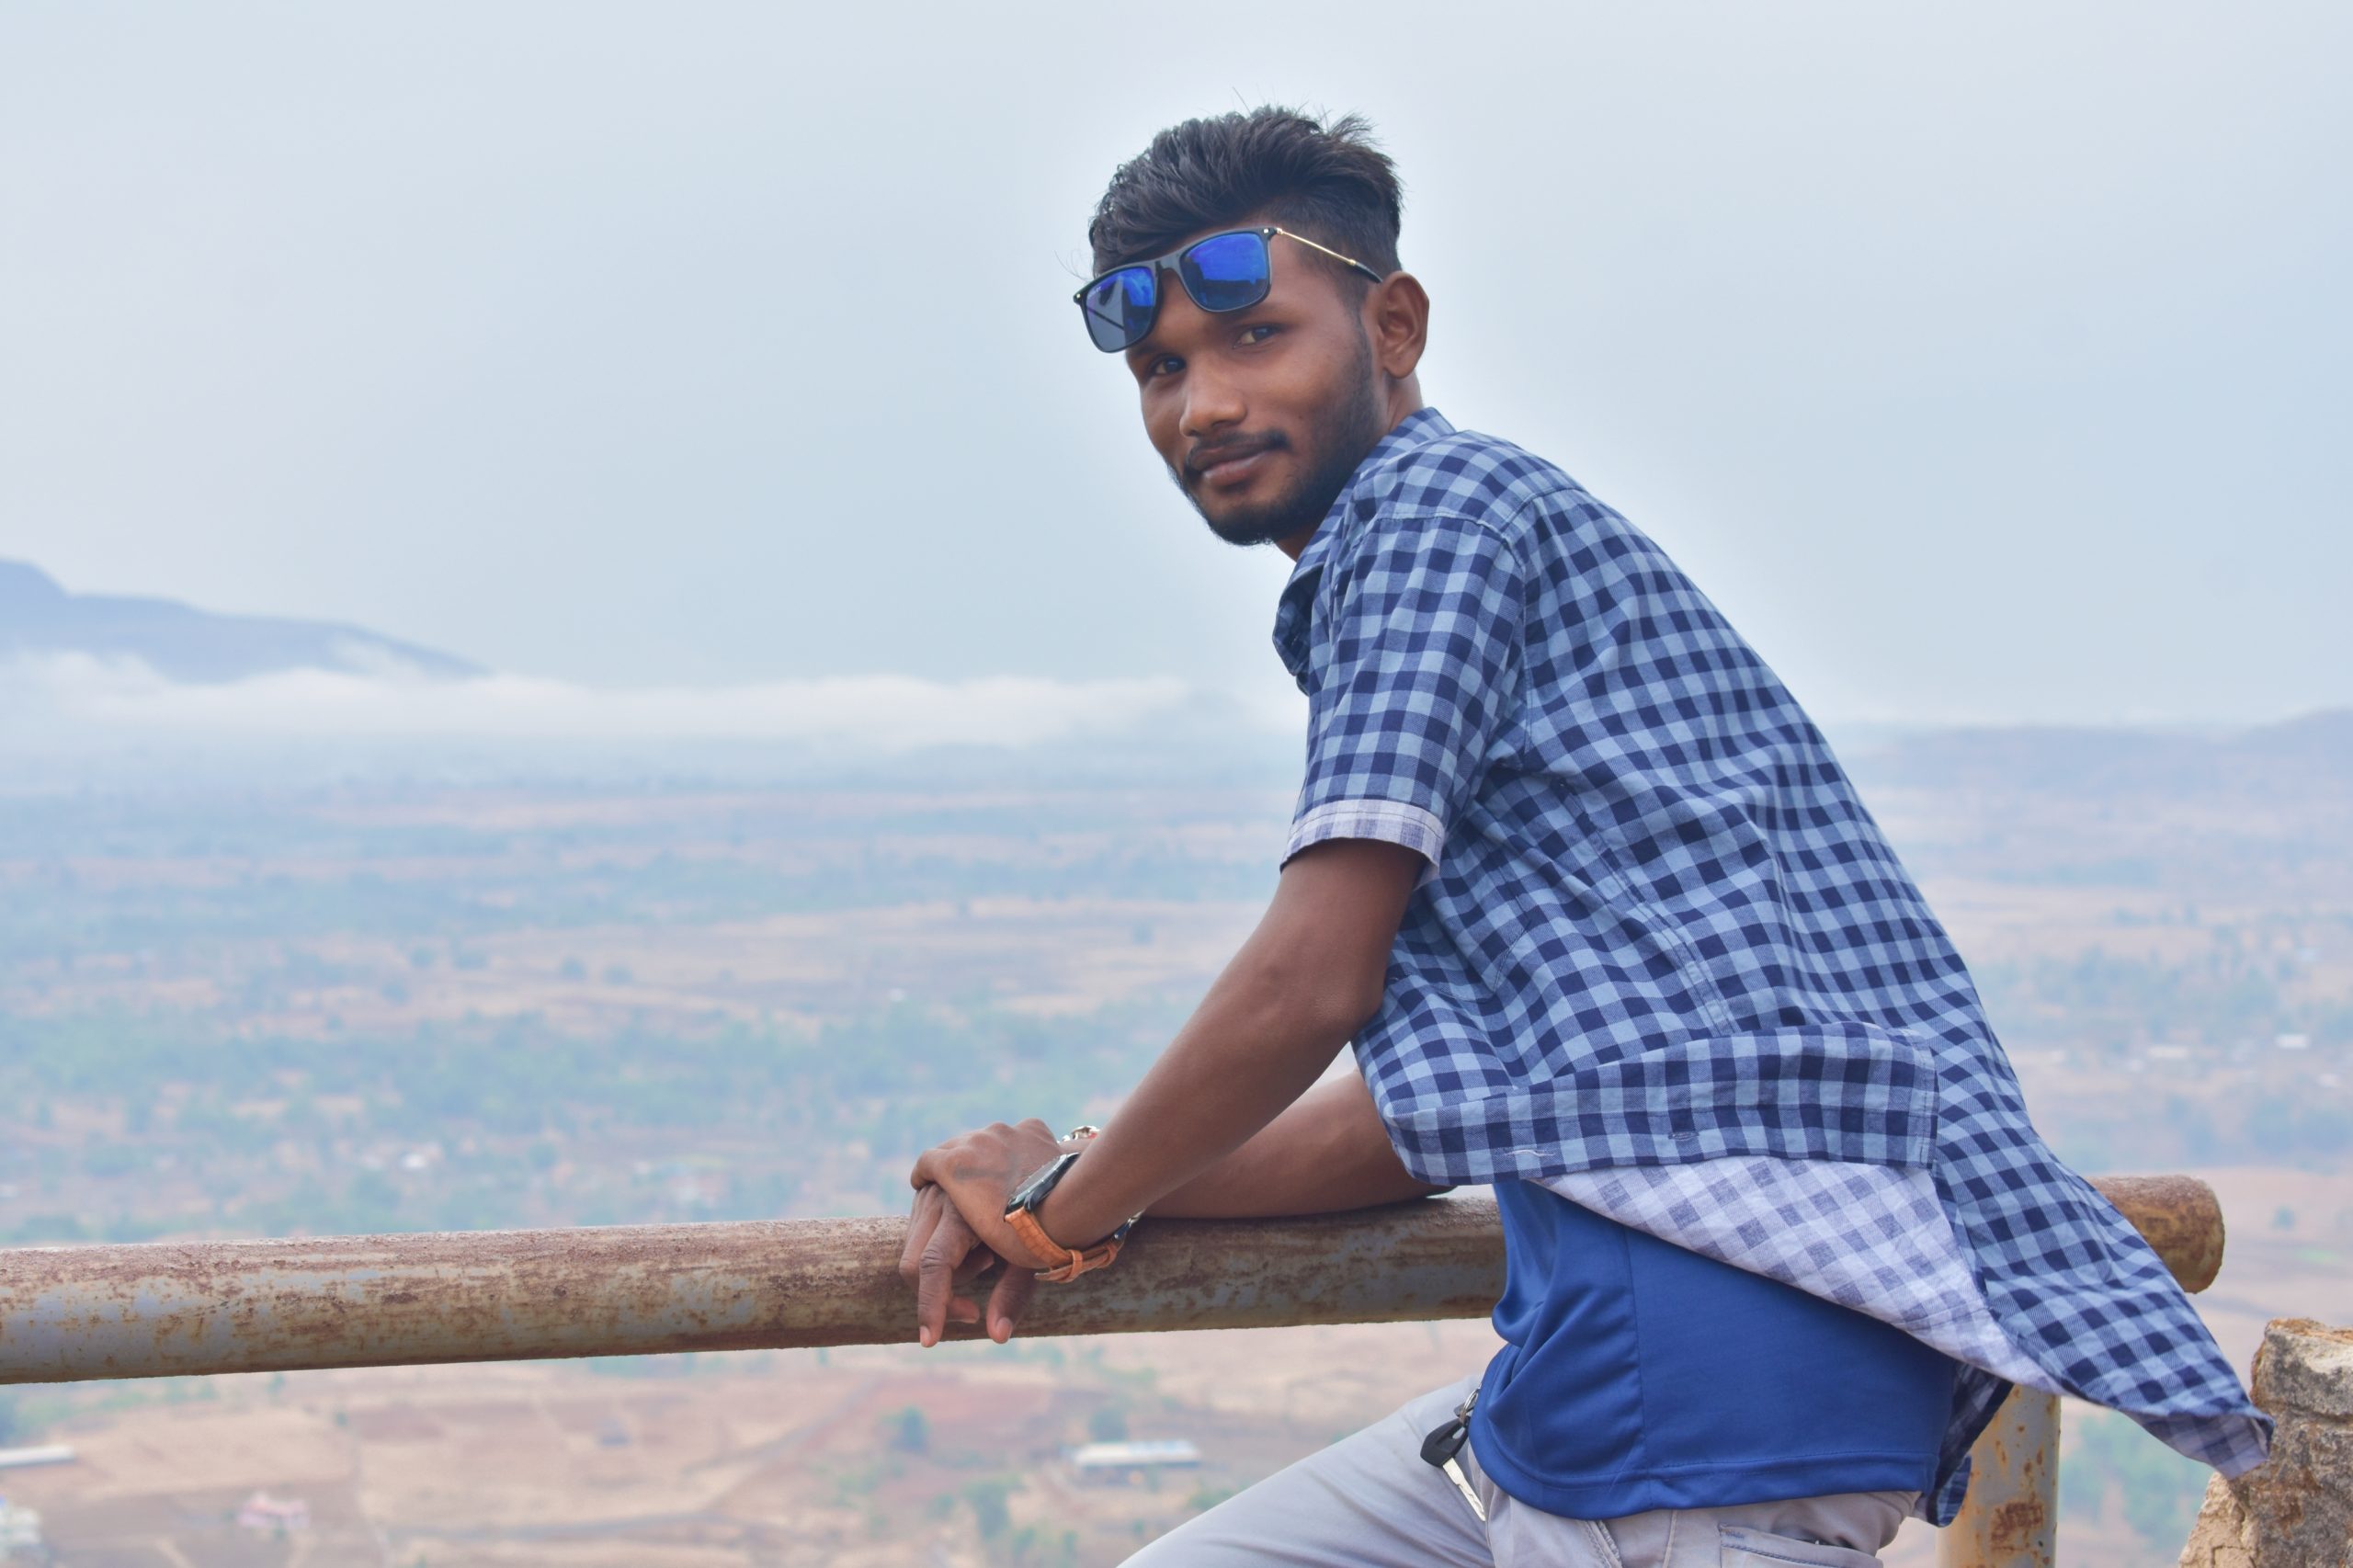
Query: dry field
4 1318 1502 1568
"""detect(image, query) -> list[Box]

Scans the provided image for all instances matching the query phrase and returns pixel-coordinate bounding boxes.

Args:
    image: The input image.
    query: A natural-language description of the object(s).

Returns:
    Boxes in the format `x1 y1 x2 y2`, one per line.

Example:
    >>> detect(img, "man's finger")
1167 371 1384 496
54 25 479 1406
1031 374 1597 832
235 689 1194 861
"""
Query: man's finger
986 1261 1038 1345
899 1184 947 1292
945 1242 995 1328
915 1207 983 1348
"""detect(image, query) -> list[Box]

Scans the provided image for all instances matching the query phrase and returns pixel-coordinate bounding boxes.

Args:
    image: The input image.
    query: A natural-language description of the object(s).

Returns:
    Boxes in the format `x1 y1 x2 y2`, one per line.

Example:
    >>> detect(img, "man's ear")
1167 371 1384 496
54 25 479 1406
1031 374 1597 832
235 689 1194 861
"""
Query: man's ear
1367 272 1429 381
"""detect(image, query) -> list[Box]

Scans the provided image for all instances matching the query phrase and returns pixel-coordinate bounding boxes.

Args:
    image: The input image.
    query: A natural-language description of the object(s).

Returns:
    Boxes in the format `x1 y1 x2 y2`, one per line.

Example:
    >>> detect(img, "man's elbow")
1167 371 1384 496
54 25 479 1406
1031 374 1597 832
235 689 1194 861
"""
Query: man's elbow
1336 968 1389 1038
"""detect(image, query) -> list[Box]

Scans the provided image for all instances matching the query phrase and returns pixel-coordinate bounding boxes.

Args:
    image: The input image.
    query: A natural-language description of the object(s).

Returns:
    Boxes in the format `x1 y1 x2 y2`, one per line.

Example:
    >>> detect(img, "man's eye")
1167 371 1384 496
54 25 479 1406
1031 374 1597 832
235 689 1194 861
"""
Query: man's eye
1240 324 1279 345
1146 355 1184 378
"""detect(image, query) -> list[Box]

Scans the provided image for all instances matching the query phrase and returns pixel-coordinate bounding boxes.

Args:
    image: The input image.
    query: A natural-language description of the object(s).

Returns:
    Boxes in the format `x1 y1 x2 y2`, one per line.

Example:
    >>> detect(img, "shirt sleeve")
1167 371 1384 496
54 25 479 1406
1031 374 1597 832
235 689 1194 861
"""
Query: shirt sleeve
1285 514 1529 873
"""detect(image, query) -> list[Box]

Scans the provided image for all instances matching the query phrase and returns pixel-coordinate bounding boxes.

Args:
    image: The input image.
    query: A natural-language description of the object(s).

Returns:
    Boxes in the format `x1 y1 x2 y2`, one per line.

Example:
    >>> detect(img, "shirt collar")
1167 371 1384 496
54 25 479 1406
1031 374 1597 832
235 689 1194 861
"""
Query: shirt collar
1272 407 1456 683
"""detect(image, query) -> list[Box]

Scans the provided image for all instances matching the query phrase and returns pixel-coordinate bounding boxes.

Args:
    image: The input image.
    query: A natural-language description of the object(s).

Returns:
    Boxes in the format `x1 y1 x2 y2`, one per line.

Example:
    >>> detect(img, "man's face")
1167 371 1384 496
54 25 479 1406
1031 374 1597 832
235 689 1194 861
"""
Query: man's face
1120 222 1389 550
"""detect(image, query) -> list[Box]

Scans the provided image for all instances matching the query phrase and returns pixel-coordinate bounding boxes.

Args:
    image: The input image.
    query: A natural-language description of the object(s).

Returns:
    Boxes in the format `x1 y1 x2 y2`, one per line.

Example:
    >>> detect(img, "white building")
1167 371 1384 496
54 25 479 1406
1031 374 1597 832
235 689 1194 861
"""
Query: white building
0 1496 44 1561
1071 1438 1202 1480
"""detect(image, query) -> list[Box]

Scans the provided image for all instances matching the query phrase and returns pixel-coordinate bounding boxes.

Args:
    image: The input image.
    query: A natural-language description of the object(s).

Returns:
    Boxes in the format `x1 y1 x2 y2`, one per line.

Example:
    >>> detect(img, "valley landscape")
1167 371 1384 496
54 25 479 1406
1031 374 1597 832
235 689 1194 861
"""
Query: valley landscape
0 712 2346 1563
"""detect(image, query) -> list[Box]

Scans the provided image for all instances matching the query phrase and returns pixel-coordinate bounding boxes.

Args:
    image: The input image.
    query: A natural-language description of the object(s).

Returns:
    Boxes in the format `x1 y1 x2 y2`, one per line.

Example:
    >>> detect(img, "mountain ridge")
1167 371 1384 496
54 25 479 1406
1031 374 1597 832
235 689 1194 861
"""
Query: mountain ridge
0 560 480 684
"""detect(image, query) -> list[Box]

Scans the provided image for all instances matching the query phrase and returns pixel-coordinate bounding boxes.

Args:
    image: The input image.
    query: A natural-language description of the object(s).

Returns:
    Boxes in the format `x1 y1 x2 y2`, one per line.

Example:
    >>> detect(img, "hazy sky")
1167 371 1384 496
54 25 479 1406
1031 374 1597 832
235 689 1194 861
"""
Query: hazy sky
4 2 2346 726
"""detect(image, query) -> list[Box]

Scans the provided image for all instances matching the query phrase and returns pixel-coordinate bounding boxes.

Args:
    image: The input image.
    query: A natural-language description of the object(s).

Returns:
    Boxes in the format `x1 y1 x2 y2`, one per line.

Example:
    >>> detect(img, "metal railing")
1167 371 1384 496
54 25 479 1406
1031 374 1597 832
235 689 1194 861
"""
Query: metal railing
0 1174 2224 1567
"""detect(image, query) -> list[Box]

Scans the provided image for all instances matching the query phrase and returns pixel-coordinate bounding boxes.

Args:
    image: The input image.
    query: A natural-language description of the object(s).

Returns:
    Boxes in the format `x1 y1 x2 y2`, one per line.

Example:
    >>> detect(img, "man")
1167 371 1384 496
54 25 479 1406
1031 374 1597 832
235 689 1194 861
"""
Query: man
901 108 2266 1565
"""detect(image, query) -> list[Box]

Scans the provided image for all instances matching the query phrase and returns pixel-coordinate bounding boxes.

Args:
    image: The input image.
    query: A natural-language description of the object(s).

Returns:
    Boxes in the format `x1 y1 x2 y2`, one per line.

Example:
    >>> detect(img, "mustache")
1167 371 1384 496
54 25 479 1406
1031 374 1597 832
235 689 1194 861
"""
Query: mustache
1180 431 1288 481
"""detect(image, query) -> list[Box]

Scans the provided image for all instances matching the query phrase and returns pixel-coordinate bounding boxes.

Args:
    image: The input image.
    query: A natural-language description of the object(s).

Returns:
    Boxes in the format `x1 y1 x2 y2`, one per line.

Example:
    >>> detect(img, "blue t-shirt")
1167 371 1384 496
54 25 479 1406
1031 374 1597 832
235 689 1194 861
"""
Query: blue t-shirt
1471 1180 1957 1518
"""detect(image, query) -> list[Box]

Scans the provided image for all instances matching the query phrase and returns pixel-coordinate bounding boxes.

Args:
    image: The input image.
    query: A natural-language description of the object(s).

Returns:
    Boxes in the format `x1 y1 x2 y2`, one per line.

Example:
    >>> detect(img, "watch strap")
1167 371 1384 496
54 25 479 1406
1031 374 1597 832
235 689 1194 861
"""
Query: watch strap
1005 1203 1131 1283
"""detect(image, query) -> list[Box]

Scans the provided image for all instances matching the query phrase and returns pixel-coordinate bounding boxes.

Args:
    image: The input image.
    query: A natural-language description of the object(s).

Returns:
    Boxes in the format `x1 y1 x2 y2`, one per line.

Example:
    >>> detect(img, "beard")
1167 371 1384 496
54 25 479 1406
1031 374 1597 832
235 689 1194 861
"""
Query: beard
1172 330 1388 549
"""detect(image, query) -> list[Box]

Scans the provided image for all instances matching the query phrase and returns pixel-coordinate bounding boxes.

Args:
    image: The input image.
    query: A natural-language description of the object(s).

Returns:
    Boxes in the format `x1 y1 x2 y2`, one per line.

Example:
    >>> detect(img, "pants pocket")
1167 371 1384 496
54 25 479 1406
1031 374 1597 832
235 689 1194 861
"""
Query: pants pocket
1715 1525 1882 1568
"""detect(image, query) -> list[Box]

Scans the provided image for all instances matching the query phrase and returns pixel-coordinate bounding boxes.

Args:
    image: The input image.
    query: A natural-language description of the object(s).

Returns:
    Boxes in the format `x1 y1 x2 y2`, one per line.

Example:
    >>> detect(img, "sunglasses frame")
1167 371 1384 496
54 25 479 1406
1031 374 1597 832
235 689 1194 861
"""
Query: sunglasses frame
1074 225 1387 354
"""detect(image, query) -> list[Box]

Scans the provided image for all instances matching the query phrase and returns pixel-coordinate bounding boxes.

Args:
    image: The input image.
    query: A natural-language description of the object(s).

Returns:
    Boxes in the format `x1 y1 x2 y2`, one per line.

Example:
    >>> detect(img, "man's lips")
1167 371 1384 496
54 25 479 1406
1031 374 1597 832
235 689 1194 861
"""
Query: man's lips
1186 439 1282 488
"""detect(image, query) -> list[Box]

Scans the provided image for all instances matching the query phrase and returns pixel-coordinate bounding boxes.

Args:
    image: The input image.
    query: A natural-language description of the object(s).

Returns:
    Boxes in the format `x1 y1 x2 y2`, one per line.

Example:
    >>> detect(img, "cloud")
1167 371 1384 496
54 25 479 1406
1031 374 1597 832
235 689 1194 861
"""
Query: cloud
0 653 1225 754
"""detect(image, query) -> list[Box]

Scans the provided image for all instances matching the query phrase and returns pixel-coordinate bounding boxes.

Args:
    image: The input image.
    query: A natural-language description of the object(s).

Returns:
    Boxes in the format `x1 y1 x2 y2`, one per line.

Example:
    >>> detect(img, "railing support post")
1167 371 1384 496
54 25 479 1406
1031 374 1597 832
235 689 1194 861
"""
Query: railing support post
1938 1387 2060 1568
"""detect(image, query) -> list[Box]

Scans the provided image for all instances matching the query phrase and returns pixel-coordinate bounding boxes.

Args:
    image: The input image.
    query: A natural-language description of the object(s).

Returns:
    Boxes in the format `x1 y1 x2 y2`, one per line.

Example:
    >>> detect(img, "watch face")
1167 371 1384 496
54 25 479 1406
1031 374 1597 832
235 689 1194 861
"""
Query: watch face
1006 1152 1074 1213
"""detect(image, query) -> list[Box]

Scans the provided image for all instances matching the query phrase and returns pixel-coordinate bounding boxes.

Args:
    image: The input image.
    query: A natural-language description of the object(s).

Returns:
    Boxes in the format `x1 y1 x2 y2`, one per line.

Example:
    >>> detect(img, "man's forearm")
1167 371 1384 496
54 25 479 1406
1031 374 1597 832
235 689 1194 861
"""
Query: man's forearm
1033 840 1425 1248
1036 941 1358 1244
1146 1072 1447 1218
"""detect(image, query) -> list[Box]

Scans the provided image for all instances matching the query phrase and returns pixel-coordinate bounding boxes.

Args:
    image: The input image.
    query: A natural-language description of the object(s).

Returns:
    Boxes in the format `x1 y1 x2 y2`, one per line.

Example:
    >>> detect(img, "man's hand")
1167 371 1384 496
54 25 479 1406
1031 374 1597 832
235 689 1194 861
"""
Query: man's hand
900 1118 1064 1347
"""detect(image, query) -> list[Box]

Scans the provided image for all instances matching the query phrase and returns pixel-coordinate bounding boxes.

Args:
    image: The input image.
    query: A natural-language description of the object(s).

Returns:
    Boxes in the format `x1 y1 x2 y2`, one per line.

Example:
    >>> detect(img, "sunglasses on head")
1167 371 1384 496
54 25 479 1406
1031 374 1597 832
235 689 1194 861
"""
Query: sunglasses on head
1074 225 1385 354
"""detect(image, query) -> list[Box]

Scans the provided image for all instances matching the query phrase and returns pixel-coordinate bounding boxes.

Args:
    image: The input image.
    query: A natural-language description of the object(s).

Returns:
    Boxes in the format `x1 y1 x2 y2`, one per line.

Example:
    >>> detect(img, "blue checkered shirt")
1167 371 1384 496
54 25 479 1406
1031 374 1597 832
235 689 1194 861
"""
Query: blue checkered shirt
1276 408 2268 1522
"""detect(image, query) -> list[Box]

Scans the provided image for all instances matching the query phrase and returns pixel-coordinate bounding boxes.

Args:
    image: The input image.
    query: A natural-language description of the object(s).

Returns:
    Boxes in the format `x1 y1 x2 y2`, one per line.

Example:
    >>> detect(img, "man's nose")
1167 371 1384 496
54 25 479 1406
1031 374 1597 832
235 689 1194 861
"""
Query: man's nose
1178 362 1246 441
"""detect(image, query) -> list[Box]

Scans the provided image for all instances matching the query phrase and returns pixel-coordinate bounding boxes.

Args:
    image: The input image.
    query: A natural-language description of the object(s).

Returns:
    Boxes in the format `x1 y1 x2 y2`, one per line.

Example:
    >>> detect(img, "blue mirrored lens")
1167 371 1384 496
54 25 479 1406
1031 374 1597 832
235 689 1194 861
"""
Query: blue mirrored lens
1178 231 1271 312
1081 266 1156 352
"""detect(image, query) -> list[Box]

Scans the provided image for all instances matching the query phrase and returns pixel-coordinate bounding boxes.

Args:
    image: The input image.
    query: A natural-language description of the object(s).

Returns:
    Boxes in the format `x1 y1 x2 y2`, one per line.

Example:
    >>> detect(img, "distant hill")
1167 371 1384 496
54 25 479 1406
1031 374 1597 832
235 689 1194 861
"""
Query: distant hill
0 560 480 683
1849 709 2353 800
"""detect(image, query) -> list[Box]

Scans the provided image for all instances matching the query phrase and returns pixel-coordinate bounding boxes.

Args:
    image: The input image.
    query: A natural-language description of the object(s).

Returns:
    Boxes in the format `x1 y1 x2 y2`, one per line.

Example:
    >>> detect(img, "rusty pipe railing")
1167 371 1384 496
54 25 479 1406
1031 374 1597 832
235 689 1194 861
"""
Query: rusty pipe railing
0 1175 2223 1566
0 1174 2221 1385
0 1193 1510 1383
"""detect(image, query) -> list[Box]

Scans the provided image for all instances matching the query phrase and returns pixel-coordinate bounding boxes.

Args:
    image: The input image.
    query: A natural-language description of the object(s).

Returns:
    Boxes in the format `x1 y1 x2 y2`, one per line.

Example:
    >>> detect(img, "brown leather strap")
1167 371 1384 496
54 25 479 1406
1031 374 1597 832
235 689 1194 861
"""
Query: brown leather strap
1005 1205 1124 1283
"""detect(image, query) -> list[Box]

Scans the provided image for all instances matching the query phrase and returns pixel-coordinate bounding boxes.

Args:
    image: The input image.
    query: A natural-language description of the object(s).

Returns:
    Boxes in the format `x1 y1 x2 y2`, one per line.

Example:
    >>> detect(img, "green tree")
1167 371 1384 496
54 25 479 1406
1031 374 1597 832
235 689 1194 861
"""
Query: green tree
962 1478 1014 1540
888 1404 929 1455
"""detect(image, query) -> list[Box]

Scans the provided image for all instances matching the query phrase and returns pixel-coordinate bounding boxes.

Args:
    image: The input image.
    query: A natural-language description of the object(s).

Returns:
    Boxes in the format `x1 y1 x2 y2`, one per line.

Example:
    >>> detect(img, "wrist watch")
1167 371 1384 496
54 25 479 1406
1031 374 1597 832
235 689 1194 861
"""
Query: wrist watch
1004 1147 1136 1283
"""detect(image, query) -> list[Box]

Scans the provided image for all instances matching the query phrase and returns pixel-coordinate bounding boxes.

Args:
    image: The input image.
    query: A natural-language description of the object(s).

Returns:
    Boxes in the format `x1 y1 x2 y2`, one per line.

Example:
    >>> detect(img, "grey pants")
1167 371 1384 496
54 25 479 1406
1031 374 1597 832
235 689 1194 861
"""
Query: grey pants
1127 1376 1912 1567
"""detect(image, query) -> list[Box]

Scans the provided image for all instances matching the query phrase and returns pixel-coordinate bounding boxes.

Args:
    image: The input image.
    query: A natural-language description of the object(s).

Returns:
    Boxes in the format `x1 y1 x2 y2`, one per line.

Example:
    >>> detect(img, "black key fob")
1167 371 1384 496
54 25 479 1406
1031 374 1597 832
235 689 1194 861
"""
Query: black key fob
1419 1388 1479 1468
1419 1415 1468 1467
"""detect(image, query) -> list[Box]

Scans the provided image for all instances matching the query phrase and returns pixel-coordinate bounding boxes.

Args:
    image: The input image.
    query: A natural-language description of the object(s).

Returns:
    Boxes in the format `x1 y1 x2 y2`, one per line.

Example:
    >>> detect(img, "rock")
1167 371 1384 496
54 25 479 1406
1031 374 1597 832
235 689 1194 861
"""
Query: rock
2177 1319 2353 1566
2177 1472 2253 1566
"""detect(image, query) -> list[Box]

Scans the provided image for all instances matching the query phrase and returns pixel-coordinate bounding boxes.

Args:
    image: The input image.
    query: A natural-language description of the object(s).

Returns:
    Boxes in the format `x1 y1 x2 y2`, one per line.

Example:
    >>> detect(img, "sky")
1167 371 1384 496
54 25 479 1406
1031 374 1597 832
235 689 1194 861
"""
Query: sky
3 1 2347 731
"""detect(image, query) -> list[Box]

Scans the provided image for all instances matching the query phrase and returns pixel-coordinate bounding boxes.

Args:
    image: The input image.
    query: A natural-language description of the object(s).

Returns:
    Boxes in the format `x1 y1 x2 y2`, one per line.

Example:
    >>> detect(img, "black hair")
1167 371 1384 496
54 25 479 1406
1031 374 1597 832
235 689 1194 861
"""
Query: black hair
1086 108 1403 284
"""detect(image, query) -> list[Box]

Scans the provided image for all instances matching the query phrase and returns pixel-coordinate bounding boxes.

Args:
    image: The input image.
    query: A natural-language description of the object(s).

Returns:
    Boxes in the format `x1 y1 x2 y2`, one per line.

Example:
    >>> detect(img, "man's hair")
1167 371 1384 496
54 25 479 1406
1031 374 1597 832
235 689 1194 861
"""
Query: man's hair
1087 108 1403 284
